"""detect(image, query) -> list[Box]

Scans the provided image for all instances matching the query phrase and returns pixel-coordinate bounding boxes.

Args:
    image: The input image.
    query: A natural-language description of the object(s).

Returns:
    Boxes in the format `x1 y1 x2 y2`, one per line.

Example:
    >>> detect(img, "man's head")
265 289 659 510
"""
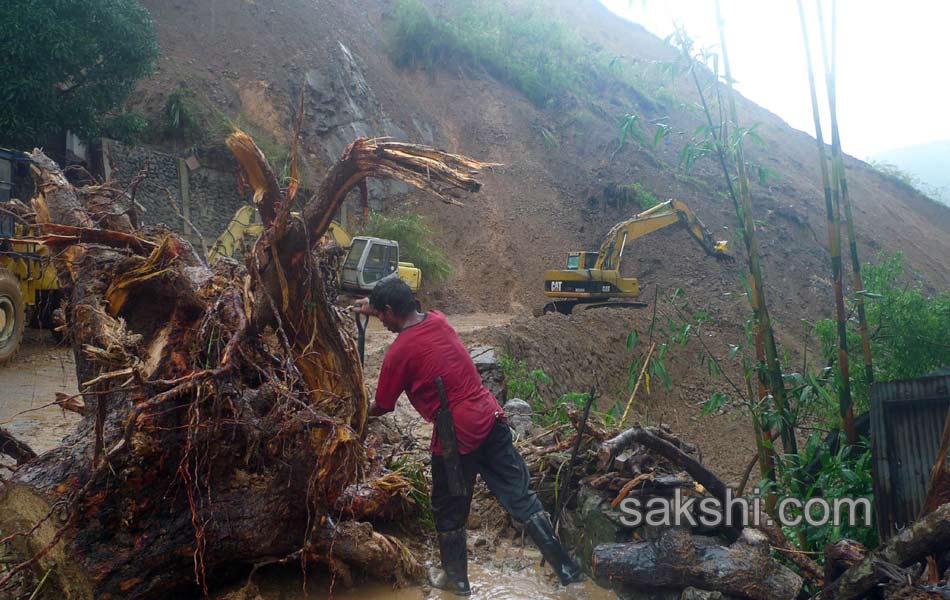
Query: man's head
369 277 417 332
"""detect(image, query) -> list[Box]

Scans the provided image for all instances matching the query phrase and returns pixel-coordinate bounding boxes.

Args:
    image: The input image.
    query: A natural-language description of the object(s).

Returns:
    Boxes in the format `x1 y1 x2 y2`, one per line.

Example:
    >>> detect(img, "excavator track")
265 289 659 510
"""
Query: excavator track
541 299 648 315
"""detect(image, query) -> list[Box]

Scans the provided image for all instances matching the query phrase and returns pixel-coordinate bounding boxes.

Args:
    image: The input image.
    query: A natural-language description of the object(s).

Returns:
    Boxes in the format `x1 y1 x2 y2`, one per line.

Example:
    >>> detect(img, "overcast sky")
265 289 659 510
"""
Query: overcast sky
600 0 950 159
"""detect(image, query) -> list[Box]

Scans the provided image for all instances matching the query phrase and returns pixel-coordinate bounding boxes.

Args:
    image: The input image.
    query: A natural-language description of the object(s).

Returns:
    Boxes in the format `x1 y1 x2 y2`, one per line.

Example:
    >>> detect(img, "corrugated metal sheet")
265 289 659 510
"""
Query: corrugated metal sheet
871 373 950 539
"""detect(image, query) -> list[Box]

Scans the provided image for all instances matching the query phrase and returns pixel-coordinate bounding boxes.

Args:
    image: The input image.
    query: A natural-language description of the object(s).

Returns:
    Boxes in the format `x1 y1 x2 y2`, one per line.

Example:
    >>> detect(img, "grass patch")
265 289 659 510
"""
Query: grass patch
622 182 662 211
386 0 646 109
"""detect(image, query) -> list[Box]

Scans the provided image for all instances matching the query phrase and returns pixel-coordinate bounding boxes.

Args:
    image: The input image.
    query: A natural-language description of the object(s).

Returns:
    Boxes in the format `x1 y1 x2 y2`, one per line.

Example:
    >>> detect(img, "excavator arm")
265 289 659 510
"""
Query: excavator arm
207 204 263 264
594 199 732 270
207 204 352 265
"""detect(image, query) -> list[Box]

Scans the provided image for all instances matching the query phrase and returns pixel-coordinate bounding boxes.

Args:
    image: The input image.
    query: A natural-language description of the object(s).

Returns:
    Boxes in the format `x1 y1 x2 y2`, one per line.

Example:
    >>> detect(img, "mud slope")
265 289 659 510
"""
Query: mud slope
131 0 949 476
136 0 949 313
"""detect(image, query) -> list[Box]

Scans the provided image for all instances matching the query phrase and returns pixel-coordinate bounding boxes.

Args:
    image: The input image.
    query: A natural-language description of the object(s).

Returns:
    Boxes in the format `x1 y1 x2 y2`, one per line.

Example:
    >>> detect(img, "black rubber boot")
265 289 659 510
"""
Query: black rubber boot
525 511 584 585
428 528 471 596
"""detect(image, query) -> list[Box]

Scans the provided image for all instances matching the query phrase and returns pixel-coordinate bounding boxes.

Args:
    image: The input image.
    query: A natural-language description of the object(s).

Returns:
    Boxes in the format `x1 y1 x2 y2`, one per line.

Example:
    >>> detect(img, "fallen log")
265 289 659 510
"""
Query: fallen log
592 527 803 600
0 136 493 598
599 426 823 585
818 502 950 600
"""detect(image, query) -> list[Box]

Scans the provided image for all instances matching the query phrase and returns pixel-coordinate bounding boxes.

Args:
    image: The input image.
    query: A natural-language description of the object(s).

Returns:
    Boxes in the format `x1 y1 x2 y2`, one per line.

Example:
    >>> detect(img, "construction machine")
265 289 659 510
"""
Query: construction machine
208 204 422 293
0 148 61 364
207 204 352 264
542 199 732 315
340 236 421 294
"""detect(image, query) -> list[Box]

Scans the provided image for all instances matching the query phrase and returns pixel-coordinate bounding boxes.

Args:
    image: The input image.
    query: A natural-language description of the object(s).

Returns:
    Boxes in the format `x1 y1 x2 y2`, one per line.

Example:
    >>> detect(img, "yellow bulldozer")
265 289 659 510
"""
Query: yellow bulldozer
0 148 61 364
207 204 422 293
542 199 733 315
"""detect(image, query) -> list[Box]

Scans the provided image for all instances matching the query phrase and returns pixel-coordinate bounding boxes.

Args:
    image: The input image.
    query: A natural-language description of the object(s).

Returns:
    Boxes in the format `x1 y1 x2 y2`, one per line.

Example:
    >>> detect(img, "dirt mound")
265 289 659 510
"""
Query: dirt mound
480 307 752 482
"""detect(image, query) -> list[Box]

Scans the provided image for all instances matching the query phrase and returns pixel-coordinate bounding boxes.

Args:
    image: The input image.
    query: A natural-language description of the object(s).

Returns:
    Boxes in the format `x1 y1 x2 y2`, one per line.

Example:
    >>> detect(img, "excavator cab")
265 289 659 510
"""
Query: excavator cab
566 251 599 270
341 236 421 294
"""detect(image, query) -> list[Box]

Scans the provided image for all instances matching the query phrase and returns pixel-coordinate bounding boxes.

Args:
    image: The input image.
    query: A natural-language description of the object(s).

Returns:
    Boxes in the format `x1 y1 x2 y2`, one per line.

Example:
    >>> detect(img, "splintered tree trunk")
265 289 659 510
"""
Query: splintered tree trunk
819 503 950 600
0 135 493 599
592 528 802 600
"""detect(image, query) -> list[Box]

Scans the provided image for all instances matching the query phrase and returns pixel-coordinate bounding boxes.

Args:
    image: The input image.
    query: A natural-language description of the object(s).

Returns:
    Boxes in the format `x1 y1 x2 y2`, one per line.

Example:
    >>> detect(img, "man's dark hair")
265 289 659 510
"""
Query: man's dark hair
369 277 416 317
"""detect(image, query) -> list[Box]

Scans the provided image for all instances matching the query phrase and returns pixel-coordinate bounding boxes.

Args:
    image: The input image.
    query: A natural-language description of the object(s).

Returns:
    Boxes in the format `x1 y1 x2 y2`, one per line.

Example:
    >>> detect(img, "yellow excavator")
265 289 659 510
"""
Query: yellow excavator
207 204 422 293
542 199 733 315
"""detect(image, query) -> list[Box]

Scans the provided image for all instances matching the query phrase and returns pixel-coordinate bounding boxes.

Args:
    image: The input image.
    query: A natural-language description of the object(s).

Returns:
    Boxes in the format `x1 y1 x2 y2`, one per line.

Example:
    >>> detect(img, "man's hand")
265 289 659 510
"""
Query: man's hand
368 401 389 417
350 297 376 316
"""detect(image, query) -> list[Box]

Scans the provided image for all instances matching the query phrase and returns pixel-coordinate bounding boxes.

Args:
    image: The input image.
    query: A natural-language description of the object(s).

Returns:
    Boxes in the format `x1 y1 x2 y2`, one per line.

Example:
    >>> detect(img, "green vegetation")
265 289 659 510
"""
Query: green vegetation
622 182 662 211
778 436 876 550
162 88 206 141
536 392 590 427
499 354 628 427
387 0 642 108
388 457 435 531
651 251 950 557
815 253 950 416
498 354 551 408
359 211 454 285
101 111 151 145
869 160 946 203
0 0 159 147
646 288 879 557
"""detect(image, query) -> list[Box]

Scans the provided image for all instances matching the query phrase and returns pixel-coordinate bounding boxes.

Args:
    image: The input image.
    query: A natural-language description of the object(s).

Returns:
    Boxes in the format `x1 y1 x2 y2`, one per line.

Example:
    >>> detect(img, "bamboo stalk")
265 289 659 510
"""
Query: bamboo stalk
797 0 856 444
715 1 797 455
818 0 874 387
675 28 779 480
619 342 656 426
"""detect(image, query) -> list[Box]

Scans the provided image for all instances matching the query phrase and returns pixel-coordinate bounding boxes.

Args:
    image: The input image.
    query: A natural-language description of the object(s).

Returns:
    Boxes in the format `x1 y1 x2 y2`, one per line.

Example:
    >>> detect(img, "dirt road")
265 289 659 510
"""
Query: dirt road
0 329 80 455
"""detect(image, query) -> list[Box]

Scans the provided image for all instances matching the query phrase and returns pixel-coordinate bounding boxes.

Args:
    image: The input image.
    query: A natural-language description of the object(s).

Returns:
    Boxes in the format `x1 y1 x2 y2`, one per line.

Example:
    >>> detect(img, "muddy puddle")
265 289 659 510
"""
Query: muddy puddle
247 561 616 600
0 329 80 453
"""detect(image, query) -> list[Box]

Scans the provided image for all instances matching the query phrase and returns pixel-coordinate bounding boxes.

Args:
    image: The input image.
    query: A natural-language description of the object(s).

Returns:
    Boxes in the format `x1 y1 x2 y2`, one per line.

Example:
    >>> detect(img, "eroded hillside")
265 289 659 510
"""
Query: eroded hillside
130 0 950 477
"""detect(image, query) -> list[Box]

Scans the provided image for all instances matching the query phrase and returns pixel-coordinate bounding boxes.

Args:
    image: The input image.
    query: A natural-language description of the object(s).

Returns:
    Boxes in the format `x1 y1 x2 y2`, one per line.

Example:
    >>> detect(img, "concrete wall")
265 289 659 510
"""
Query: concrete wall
101 139 245 250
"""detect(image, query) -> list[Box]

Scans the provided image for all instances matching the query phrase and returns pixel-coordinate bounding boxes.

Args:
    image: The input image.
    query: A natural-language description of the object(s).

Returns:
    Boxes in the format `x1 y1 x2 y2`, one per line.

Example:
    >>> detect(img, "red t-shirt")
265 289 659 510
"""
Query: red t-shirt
375 311 504 455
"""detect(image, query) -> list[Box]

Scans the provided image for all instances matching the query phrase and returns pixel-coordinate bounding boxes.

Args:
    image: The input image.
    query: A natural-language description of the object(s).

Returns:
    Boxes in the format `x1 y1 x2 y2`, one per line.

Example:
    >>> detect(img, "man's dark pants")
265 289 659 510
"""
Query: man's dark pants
430 419 543 532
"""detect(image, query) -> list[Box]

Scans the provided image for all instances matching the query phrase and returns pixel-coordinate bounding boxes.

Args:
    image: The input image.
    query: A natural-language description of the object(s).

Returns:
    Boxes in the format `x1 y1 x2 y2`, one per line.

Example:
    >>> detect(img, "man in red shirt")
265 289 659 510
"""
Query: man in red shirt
353 278 581 595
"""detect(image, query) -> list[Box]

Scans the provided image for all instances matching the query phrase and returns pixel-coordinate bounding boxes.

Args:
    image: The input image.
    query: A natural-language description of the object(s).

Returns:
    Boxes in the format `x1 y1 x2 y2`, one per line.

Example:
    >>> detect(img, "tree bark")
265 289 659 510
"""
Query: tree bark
0 135 492 599
819 503 950 600
592 527 802 600
922 409 950 516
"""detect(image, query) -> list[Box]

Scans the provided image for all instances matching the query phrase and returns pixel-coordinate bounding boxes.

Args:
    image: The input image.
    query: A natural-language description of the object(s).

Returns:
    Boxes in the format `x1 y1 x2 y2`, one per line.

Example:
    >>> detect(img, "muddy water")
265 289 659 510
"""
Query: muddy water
0 329 80 453
252 562 616 600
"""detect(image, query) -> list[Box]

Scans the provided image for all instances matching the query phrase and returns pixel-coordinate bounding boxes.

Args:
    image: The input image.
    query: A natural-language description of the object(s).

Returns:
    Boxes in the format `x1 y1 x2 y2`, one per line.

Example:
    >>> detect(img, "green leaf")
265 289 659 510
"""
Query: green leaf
626 330 639 350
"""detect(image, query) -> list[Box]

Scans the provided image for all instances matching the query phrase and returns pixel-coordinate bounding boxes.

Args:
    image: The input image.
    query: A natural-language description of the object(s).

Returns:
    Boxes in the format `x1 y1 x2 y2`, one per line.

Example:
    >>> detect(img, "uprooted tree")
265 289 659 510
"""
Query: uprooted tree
0 132 495 598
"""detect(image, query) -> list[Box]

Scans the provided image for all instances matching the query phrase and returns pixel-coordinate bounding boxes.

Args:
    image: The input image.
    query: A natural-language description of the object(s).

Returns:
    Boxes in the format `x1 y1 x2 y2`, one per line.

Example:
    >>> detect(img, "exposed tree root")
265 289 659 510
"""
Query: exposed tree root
0 134 493 598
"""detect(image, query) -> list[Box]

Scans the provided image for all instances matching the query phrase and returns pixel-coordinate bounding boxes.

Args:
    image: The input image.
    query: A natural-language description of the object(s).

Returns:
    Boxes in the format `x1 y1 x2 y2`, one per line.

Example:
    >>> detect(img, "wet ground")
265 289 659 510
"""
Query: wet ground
0 329 80 454
244 561 614 600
